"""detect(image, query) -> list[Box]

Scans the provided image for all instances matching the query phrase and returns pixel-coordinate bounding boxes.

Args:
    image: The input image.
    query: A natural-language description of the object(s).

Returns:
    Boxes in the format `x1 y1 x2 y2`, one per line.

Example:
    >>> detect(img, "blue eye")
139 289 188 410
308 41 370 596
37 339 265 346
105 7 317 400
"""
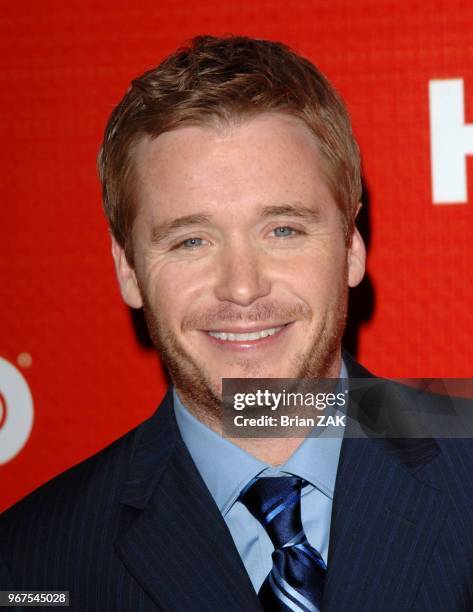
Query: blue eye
273 227 296 237
181 237 204 248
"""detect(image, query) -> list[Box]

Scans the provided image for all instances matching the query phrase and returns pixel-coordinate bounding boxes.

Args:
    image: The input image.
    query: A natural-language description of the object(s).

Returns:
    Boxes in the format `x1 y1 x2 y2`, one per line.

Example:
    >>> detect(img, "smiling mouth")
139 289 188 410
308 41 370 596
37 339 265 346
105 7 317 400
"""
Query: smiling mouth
206 324 289 342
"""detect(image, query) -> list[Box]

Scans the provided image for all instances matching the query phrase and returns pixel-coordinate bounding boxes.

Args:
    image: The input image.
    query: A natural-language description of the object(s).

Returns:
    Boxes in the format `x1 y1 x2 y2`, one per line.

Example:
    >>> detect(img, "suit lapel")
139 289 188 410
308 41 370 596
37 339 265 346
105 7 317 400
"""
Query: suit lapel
114 359 450 610
323 357 450 610
115 391 261 611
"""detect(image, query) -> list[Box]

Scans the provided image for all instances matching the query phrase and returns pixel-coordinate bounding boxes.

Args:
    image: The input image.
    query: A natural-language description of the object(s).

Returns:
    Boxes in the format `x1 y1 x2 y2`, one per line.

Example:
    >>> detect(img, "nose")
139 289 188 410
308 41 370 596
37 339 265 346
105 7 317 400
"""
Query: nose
213 241 271 307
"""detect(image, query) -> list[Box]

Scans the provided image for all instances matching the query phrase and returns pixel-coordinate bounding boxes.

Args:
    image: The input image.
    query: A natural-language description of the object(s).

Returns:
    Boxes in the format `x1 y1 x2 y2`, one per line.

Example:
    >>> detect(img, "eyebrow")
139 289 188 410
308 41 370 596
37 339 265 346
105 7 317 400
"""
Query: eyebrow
259 204 323 223
149 203 323 245
150 214 211 245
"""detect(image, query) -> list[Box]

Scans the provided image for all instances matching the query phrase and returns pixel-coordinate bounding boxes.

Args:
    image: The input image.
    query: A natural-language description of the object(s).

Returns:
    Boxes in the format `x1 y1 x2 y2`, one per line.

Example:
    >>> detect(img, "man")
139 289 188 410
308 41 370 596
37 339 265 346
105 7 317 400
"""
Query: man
1 35 473 611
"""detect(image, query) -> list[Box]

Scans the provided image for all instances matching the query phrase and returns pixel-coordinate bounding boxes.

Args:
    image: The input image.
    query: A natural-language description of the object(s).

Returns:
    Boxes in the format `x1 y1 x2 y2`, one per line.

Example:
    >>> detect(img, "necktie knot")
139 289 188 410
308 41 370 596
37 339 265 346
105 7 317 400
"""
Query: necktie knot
240 476 306 550
240 475 327 611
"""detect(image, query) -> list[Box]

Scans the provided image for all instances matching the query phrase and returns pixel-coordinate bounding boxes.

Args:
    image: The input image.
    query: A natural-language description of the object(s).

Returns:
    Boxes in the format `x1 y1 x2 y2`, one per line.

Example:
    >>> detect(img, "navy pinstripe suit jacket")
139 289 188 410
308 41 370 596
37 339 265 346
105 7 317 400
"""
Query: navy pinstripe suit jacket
1 354 473 611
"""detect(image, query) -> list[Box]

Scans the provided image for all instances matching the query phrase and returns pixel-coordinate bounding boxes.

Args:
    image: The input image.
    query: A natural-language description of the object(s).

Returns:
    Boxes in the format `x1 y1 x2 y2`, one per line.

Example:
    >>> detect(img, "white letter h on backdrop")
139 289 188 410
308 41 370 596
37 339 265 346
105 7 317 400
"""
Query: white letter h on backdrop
429 79 473 204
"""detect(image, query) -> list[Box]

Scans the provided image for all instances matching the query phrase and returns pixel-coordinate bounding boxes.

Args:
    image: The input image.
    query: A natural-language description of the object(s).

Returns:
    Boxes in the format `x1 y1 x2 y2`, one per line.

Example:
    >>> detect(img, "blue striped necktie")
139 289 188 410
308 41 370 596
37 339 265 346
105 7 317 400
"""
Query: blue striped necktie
240 476 327 612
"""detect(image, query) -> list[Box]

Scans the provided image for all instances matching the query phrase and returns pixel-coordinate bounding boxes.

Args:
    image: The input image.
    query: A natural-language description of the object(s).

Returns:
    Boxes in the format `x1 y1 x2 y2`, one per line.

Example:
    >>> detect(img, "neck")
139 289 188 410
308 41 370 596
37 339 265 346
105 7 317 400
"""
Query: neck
176 351 342 466
226 436 305 466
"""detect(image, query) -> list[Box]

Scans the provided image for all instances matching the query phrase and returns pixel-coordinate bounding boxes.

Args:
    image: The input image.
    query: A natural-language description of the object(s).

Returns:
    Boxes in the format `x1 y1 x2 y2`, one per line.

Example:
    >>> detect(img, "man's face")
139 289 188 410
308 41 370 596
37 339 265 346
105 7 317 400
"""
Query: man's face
113 113 365 420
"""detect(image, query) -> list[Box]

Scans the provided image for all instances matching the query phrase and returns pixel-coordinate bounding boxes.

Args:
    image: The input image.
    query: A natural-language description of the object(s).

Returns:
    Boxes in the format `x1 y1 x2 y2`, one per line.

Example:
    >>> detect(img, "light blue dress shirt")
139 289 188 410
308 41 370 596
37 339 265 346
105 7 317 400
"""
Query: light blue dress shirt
173 362 348 592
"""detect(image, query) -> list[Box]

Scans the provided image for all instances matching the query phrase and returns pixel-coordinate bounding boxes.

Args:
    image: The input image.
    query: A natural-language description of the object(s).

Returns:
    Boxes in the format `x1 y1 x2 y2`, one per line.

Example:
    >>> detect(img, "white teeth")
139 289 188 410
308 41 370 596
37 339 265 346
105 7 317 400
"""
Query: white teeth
208 326 283 341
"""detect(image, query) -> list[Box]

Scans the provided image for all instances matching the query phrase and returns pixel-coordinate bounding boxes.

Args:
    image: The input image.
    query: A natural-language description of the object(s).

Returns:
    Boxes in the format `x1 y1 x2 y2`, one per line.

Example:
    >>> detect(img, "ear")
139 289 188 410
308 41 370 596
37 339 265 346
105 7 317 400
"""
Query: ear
347 206 366 288
111 235 143 308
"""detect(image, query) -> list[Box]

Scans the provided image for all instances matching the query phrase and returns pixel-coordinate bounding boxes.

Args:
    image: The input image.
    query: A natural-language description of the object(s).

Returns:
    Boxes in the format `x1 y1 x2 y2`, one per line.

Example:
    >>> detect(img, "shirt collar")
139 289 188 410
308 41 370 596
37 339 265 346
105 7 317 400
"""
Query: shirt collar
174 390 267 515
173 360 348 515
281 359 347 497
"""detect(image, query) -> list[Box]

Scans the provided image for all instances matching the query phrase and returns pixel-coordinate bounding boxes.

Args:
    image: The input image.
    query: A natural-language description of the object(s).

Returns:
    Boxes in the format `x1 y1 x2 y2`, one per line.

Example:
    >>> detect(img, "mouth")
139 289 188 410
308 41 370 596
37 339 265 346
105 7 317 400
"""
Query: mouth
202 322 292 349
207 325 284 341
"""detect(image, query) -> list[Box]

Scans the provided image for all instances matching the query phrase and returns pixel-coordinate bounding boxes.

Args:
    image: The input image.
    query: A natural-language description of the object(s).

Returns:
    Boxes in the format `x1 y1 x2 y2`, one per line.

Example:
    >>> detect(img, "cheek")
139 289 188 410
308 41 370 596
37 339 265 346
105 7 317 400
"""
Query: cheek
141 261 209 323
277 248 347 297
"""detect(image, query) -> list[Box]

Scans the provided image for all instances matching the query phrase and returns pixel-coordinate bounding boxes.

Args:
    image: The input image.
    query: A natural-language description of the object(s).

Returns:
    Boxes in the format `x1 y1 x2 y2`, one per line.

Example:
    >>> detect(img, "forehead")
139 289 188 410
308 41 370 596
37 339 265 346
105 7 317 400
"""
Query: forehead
132 113 336 224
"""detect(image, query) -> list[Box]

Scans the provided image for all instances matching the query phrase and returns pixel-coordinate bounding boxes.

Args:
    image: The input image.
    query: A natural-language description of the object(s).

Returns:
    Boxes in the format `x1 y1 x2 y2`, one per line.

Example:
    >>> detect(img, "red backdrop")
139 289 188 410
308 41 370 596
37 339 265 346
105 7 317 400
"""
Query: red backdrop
1 0 473 511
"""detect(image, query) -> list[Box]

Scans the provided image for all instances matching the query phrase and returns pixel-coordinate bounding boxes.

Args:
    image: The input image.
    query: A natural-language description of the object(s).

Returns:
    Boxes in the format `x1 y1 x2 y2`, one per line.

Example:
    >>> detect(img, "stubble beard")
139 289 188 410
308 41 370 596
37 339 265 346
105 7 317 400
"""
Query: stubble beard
140 281 348 430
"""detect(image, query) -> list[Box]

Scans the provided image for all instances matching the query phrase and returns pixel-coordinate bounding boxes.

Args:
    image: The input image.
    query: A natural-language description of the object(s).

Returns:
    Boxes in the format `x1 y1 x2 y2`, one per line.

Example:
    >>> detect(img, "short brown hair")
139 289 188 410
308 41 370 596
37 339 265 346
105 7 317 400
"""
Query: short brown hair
98 35 361 263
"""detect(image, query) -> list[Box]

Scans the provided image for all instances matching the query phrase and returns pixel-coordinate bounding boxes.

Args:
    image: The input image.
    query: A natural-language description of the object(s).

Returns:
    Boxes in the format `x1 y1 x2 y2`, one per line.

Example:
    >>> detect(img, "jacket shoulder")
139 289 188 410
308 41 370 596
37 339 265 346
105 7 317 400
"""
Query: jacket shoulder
0 415 147 571
0 394 176 591
3 424 136 516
